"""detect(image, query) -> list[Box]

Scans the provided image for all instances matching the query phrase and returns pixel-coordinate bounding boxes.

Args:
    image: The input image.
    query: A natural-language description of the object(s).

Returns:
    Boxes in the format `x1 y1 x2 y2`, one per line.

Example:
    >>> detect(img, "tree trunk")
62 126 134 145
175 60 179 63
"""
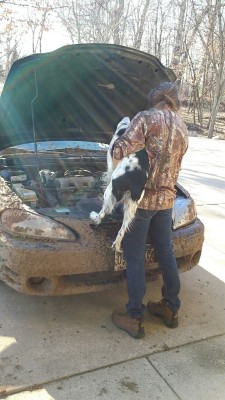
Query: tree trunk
208 79 225 138
133 0 150 50
208 0 225 138
170 0 187 80
112 0 124 44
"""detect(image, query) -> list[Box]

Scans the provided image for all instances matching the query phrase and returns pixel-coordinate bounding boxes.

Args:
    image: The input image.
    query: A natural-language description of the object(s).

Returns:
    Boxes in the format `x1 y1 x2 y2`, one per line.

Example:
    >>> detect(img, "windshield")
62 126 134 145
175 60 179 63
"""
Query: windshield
1 141 109 155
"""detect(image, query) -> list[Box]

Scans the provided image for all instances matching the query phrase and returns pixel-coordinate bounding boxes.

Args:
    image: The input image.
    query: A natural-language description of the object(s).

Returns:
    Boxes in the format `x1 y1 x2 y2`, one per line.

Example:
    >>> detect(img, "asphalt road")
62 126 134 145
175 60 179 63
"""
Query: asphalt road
0 136 225 399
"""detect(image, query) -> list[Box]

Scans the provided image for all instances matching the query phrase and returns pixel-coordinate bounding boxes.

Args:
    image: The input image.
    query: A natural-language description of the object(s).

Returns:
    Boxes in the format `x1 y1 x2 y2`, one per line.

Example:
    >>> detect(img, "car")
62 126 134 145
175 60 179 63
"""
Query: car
0 43 204 296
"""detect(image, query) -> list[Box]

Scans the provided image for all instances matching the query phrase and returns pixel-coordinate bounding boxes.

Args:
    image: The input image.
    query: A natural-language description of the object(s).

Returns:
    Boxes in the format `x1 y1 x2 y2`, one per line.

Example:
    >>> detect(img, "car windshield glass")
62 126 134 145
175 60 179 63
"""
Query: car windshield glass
1 141 109 155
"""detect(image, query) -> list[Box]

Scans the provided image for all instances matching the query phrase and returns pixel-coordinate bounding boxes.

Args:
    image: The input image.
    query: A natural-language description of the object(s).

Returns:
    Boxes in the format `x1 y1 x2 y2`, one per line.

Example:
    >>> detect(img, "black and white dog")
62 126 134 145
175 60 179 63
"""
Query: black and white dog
90 117 149 251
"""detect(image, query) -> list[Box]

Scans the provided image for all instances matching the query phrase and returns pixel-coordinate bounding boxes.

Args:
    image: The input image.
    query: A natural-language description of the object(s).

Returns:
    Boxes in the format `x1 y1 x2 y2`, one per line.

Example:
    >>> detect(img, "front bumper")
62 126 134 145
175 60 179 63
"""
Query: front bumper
0 218 204 296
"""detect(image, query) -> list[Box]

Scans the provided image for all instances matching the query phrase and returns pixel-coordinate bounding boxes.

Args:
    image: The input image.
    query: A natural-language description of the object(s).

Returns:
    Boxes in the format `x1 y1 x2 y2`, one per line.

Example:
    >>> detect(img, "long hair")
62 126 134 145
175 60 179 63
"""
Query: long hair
148 82 180 111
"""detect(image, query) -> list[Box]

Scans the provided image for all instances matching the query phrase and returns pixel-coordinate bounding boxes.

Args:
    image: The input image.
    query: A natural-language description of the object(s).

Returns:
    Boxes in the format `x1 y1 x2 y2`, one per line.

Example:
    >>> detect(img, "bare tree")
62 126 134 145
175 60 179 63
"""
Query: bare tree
1 0 225 139
132 0 151 49
25 0 53 53
207 0 225 138
56 0 127 44
0 4 22 77
111 0 125 44
187 0 225 137
170 0 187 79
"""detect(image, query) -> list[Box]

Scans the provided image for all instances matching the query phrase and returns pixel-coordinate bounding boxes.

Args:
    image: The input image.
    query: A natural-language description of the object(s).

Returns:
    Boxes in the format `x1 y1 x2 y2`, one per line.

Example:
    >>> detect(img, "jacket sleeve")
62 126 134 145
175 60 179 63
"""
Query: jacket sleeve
113 112 147 160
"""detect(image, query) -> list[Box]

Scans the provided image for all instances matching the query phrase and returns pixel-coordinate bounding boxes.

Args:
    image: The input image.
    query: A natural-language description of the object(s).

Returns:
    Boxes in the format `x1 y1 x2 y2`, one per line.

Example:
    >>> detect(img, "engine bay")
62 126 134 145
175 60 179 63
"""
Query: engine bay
0 148 106 212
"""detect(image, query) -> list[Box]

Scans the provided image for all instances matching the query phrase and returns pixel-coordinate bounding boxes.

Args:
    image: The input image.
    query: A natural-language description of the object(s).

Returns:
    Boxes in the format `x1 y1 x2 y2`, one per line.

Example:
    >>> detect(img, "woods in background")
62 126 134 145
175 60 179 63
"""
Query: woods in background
0 0 224 138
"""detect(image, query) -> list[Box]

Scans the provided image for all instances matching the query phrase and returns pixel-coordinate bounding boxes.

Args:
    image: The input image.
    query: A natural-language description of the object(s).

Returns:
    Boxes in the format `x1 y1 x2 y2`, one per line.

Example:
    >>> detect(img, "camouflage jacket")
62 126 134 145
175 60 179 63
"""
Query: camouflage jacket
113 104 188 210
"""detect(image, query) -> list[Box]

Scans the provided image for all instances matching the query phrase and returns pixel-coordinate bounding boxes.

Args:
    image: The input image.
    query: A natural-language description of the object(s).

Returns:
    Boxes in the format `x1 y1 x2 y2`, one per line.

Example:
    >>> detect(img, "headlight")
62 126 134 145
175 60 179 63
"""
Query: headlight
1 208 76 241
172 196 197 230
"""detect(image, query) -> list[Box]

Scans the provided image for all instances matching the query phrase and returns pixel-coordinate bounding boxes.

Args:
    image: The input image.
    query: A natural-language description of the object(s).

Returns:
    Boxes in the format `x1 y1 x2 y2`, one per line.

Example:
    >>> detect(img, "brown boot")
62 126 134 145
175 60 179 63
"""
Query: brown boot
147 299 178 328
111 309 145 339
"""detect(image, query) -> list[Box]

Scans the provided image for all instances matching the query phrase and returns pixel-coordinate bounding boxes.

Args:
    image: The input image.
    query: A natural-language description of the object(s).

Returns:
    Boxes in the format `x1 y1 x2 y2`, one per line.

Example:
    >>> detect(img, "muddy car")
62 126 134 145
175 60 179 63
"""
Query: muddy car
0 43 204 296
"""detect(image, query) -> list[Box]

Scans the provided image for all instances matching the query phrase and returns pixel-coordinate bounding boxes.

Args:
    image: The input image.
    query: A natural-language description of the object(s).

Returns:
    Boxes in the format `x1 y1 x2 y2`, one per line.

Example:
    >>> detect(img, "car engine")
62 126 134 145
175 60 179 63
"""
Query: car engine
0 149 106 210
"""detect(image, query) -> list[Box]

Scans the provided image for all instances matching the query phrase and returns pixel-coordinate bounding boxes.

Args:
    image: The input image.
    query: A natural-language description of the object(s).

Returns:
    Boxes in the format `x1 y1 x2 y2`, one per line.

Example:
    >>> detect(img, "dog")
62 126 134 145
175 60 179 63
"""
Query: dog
90 117 150 251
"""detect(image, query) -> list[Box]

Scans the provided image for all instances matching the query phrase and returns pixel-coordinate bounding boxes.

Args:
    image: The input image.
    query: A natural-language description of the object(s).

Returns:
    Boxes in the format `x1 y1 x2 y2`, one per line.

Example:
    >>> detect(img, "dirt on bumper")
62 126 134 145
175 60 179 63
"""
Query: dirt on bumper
0 218 204 296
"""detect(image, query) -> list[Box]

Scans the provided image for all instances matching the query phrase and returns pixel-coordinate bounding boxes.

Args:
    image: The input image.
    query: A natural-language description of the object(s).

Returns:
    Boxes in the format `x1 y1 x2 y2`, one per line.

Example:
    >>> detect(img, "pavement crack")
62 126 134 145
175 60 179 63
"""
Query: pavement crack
2 333 225 398
145 357 181 399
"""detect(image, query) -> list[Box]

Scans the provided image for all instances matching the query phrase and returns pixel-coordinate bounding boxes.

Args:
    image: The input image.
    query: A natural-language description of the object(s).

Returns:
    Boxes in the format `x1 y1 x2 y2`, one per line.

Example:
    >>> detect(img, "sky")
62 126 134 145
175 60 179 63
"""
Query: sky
1 2 70 57
35 29 69 53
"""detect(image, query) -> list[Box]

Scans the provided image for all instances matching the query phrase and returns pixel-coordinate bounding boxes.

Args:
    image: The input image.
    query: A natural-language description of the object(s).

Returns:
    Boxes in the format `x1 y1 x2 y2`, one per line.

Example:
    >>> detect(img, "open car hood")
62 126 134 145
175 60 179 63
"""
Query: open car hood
0 43 176 151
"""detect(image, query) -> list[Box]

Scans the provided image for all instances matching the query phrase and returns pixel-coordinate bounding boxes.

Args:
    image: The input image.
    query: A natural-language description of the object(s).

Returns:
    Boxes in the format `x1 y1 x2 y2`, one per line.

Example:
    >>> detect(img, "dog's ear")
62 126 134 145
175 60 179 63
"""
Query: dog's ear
115 117 130 135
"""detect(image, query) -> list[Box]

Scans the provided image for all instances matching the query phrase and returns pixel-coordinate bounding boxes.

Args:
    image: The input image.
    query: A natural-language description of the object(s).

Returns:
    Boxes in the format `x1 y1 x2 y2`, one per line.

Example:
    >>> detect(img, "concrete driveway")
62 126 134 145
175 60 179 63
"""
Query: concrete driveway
179 136 225 282
0 137 225 400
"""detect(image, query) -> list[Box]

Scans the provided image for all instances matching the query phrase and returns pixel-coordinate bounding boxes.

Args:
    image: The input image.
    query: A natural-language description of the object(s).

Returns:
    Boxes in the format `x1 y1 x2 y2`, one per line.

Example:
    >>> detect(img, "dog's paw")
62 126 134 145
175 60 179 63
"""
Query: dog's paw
90 211 101 225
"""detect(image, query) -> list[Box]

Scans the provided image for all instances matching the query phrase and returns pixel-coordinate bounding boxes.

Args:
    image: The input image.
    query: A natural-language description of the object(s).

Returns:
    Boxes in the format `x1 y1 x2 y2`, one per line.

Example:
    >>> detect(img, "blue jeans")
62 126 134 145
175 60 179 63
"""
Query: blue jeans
122 208 181 319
